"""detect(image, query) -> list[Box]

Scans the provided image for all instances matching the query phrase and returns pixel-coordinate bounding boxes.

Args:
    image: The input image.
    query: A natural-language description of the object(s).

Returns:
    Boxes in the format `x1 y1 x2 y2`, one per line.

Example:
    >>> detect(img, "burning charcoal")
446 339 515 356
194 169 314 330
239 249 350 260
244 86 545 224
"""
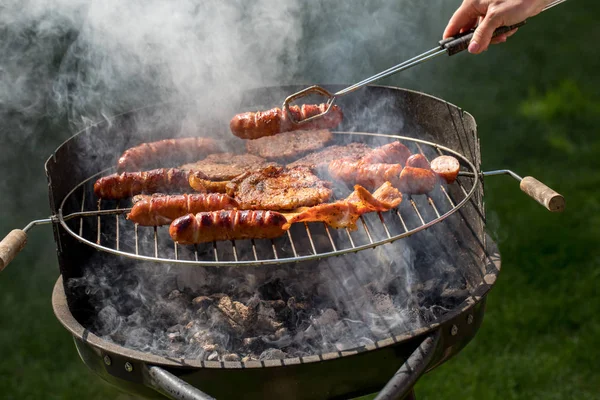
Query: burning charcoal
241 355 258 363
259 348 287 361
207 351 220 361
241 337 267 354
258 279 289 301
371 293 396 315
167 331 182 342
263 328 292 348
267 299 286 313
210 293 228 301
192 296 213 310
314 309 339 327
202 344 219 353
223 353 241 362
215 296 256 333
166 324 185 343
167 289 184 300
439 288 470 307
96 306 122 335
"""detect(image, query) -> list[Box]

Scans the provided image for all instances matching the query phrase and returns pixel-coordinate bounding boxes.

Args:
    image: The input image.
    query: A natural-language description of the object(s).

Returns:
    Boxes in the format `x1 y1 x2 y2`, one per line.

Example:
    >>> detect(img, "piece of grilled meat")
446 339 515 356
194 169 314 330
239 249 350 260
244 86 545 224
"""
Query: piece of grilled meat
169 210 287 244
94 168 192 200
127 193 238 226
361 141 412 165
180 153 276 181
287 142 371 174
246 129 333 160
328 159 403 190
117 137 222 172
230 104 343 139
226 165 332 210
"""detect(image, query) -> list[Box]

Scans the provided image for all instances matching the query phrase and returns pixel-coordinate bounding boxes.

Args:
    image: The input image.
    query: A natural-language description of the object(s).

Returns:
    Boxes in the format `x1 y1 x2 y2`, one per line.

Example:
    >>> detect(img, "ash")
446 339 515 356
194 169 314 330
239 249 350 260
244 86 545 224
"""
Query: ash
69 229 472 362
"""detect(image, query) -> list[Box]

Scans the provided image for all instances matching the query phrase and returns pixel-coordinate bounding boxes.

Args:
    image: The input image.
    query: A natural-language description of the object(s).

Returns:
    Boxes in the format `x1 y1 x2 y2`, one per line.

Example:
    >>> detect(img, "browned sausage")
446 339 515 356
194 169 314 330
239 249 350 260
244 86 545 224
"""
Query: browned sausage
361 142 412 165
126 193 239 226
405 154 431 170
398 167 437 194
117 137 221 172
93 168 193 200
430 155 460 184
169 210 287 244
328 159 403 190
229 104 343 139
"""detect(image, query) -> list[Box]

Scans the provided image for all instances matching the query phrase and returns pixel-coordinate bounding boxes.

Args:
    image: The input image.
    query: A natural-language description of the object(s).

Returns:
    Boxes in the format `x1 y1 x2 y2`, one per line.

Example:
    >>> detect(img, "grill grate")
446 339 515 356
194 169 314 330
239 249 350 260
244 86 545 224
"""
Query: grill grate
57 132 479 266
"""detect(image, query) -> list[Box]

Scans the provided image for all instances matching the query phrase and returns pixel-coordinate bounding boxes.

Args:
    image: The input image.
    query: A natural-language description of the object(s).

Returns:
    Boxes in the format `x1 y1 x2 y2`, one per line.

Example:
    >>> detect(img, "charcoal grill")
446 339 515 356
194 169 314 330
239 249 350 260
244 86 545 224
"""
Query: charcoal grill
0 85 563 399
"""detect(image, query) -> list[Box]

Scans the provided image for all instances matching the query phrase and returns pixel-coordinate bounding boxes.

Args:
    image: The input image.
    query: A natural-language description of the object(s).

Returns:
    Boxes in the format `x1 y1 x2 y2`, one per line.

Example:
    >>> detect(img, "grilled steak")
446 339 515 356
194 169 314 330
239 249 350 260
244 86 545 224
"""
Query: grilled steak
180 153 277 181
288 142 371 173
246 129 333 160
226 166 332 210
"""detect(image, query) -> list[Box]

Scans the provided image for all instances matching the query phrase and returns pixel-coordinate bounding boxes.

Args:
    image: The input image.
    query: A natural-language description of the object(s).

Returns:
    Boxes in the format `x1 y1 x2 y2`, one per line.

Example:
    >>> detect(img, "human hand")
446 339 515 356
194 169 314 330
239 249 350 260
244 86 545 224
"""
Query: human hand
443 0 551 54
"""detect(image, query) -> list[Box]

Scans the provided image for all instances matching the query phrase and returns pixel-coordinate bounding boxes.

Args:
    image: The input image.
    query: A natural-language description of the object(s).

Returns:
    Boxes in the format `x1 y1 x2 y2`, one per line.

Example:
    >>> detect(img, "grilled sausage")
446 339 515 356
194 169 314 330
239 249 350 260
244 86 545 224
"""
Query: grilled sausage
398 167 437 194
127 193 239 226
229 104 343 139
117 137 221 172
361 142 412 165
328 159 403 190
93 168 193 200
430 155 460 184
169 210 287 244
405 154 431 170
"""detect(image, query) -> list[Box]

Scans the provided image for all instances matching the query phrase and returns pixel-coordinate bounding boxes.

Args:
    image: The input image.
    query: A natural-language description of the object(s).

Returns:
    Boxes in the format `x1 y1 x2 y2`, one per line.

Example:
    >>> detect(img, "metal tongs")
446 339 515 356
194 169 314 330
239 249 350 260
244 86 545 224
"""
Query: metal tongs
283 0 568 125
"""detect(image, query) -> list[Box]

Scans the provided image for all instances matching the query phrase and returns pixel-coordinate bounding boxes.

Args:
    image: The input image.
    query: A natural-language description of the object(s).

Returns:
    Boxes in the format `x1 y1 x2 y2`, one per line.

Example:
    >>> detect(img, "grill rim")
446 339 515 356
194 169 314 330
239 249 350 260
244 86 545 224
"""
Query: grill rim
56 132 480 267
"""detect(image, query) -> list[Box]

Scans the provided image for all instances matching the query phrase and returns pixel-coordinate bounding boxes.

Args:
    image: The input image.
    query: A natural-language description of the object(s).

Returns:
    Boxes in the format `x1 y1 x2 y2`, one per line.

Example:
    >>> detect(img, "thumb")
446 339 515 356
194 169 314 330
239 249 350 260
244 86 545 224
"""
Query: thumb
468 13 502 54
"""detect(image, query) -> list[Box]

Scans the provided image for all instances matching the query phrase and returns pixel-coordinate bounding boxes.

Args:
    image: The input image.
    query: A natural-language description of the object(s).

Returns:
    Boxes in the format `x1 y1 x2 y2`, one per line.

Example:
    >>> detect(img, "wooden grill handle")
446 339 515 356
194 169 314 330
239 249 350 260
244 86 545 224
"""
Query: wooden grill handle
520 176 565 212
0 229 27 272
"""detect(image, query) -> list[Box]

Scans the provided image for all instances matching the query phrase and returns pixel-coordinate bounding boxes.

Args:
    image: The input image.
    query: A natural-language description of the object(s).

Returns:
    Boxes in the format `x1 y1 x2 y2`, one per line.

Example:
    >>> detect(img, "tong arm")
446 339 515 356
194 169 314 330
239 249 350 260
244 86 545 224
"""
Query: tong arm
282 85 337 125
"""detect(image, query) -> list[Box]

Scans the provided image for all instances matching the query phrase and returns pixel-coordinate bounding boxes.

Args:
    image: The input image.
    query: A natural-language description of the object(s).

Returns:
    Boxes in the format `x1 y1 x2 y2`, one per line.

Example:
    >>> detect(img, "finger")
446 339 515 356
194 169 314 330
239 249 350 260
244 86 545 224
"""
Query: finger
468 13 503 54
443 2 481 39
505 27 518 37
490 34 507 45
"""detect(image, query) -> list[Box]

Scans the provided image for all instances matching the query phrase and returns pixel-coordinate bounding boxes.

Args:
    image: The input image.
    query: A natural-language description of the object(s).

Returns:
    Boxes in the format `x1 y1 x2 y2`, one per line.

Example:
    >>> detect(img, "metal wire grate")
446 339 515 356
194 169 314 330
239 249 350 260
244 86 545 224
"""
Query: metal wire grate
57 132 479 266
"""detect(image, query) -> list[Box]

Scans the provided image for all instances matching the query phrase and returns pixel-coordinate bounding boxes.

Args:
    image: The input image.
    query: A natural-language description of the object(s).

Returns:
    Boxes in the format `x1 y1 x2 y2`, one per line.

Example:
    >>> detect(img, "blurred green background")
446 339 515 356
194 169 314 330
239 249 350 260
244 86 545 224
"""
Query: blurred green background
0 1 598 399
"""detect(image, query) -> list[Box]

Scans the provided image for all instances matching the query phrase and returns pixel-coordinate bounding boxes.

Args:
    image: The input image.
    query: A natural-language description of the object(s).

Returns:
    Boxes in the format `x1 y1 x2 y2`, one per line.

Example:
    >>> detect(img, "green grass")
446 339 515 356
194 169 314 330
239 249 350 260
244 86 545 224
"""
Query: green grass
1 2 599 399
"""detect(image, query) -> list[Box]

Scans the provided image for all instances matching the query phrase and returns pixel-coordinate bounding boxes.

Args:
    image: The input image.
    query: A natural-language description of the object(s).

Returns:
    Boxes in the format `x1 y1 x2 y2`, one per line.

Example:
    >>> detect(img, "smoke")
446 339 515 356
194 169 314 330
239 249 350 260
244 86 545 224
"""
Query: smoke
1 0 472 361
0 0 458 131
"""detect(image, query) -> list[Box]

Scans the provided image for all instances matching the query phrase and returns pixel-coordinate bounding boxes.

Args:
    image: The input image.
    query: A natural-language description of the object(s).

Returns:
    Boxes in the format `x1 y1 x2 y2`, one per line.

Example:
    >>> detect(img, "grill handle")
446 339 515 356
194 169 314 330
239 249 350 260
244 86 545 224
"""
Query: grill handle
374 330 441 400
144 365 216 400
481 170 565 212
0 229 27 272
520 176 565 212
